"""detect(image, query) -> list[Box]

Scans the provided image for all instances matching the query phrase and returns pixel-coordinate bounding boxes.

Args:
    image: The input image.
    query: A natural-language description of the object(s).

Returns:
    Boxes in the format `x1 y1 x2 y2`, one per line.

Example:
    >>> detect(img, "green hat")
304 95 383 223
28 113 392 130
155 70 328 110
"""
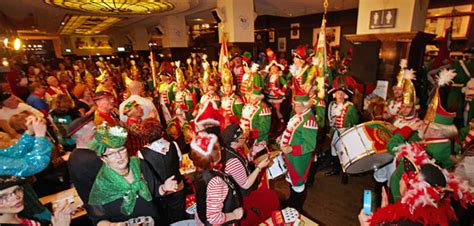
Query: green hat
252 73 264 95
90 122 128 155
123 100 139 115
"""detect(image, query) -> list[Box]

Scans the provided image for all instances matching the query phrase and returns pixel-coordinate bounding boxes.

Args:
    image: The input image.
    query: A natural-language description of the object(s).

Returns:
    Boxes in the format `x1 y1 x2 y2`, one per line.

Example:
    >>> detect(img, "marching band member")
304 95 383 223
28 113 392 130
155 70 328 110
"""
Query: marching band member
374 68 419 194
157 62 174 124
326 75 359 179
288 45 311 95
220 66 244 127
279 85 318 211
386 59 408 121
264 48 288 129
172 61 195 122
240 72 271 160
387 69 460 201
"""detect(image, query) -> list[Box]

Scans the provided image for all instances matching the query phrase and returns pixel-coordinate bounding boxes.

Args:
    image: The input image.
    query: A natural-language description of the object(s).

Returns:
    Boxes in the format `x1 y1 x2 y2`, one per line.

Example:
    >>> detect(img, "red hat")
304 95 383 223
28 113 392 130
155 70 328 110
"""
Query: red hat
195 101 224 131
292 45 308 60
266 48 276 62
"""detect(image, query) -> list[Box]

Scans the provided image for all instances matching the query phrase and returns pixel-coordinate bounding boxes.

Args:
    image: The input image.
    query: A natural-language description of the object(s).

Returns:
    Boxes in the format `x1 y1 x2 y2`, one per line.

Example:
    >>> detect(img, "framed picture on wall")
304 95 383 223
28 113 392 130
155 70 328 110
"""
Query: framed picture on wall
290 23 300 39
424 4 472 39
269 31 275 43
278 37 286 52
312 26 341 47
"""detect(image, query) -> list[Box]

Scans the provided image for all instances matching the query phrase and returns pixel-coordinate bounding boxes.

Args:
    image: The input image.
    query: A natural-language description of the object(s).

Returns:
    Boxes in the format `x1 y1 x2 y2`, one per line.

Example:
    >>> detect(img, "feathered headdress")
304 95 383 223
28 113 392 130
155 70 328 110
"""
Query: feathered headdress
402 69 417 105
424 68 457 125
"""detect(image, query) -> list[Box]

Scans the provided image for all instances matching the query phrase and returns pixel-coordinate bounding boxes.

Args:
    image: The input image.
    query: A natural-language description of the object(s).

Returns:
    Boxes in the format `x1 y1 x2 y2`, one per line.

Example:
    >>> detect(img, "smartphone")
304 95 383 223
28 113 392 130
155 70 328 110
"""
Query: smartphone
363 189 372 215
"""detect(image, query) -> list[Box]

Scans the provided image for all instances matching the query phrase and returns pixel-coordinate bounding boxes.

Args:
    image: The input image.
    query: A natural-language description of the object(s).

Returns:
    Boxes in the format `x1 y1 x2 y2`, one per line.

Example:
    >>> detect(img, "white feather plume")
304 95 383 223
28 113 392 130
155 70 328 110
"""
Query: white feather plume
437 68 456 87
175 60 181 68
403 69 416 80
289 64 298 75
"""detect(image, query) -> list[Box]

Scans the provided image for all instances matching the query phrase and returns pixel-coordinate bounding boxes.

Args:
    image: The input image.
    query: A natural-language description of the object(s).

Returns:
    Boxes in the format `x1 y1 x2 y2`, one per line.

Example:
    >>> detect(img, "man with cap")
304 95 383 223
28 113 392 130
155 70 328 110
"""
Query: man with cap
93 91 119 126
287 45 312 95
326 75 359 177
279 84 318 211
240 72 271 160
387 69 460 201
171 61 194 122
386 59 408 121
66 116 102 211
158 62 175 124
119 80 159 123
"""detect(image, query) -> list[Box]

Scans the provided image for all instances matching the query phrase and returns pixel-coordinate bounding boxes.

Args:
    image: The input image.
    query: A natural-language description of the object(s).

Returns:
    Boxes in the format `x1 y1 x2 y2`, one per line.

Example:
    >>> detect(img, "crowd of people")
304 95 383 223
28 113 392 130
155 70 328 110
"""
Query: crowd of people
0 38 473 226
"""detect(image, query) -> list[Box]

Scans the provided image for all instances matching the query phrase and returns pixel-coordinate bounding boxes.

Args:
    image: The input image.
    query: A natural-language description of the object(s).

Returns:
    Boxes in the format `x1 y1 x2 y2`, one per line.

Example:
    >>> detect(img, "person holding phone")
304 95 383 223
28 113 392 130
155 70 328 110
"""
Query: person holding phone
358 143 473 226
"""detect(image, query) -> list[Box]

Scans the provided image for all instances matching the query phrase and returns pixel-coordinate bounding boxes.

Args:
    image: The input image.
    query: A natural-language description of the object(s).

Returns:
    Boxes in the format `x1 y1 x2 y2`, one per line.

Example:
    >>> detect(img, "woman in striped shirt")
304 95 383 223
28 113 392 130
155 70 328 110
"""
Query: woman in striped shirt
191 132 243 225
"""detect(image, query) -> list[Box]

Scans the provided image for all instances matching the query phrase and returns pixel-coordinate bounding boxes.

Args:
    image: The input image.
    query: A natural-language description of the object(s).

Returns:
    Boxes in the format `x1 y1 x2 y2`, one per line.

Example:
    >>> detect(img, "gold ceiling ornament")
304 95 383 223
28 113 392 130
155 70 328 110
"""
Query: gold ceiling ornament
44 0 175 15
60 15 123 35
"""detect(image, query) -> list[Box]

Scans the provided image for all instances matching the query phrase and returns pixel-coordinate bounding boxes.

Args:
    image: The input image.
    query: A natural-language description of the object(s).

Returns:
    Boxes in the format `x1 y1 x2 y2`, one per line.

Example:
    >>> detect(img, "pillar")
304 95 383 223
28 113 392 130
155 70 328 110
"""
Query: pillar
217 0 255 44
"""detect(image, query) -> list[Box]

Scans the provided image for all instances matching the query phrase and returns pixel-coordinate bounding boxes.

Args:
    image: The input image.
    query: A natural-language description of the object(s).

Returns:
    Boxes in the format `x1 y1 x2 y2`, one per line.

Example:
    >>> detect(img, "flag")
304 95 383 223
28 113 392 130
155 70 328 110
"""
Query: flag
218 36 229 74
314 17 328 100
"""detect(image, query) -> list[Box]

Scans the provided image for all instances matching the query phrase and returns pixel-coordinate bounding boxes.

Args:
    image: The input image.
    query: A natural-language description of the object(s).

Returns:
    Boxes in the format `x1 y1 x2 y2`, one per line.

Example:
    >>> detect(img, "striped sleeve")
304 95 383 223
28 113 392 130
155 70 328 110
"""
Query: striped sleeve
224 158 248 188
206 176 229 224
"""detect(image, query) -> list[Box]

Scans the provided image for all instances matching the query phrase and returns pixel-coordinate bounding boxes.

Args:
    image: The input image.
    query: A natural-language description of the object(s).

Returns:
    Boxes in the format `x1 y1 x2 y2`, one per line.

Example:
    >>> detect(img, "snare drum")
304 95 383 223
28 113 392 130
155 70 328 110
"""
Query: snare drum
333 121 393 174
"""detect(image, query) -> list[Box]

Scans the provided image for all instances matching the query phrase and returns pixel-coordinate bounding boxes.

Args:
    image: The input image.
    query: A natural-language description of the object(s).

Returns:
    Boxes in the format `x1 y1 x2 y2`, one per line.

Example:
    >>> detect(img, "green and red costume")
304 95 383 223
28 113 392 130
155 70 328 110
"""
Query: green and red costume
279 108 318 186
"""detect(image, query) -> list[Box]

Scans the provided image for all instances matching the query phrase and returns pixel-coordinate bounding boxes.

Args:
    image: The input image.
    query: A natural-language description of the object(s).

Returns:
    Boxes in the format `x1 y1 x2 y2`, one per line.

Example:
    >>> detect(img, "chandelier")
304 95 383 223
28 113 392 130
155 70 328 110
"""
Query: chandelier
43 0 175 15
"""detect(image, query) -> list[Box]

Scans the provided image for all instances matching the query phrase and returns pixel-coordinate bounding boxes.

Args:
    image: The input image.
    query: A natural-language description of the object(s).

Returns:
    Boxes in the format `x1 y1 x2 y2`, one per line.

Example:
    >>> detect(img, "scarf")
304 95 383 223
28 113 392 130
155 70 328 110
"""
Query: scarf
88 157 152 215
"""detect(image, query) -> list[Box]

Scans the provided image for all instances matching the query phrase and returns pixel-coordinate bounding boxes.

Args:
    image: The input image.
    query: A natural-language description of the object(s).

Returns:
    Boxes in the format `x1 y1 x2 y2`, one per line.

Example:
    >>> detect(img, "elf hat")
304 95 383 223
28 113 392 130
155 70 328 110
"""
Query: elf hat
90 122 128 156
424 68 457 125
242 51 252 65
195 101 224 132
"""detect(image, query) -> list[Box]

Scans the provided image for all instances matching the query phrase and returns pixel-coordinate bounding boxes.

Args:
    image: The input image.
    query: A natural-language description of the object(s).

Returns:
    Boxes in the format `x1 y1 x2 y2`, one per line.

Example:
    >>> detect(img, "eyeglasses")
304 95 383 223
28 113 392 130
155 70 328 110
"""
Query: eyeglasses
102 148 128 159
0 186 24 203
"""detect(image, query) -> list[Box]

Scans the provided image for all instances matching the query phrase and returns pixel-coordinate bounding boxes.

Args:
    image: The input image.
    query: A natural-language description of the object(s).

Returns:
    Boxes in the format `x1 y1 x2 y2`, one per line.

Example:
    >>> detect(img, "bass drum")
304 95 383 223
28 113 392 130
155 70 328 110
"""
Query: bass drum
333 121 393 174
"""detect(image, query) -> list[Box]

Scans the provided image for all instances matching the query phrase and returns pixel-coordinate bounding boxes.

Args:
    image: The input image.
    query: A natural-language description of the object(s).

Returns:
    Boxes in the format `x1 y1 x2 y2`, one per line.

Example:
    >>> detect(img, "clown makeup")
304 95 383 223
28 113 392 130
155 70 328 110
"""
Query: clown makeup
0 185 24 214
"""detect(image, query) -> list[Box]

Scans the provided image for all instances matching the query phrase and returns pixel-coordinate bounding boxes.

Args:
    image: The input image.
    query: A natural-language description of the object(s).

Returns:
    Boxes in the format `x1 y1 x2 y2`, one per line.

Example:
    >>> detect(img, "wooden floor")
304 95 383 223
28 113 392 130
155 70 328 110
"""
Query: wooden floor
271 169 375 226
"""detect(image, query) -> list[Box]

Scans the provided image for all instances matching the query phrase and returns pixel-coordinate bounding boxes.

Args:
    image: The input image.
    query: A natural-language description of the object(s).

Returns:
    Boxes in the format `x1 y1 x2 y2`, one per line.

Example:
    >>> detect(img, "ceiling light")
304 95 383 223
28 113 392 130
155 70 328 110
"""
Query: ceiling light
3 38 8 47
2 58 9 67
193 18 204 21
13 38 21 51
44 0 174 15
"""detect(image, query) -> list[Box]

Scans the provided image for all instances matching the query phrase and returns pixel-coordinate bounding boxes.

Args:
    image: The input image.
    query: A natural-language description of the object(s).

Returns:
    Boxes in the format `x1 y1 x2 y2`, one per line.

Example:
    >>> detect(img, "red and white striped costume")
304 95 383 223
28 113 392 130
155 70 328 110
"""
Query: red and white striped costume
224 158 248 187
240 72 251 99
240 102 270 135
328 102 350 130
195 176 232 226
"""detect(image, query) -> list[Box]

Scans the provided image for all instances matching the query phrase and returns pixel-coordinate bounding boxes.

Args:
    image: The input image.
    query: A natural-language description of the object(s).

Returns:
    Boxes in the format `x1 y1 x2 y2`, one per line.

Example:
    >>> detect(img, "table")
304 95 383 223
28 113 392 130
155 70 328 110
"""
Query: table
39 187 86 219
260 214 319 226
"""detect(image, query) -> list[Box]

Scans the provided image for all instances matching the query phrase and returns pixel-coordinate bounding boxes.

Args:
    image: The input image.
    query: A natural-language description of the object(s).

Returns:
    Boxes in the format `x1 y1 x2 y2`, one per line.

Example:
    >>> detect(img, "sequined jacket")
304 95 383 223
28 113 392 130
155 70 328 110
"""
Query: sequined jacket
0 133 52 176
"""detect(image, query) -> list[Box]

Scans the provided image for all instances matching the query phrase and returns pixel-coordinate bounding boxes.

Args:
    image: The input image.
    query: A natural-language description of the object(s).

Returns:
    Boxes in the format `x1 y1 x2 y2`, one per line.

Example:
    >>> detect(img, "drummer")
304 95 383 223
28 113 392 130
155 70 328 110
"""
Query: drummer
221 124 280 225
326 75 359 181
279 86 318 211
373 68 419 200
